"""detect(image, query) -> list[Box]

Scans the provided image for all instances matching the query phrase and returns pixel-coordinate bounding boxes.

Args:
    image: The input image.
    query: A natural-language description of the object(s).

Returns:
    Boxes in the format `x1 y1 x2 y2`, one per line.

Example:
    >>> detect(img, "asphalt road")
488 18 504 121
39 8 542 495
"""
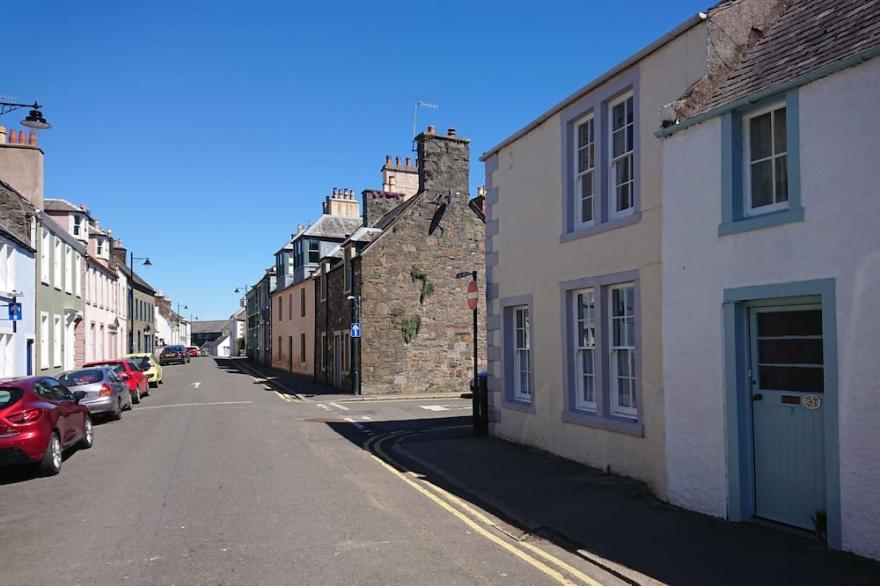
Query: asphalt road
0 358 621 585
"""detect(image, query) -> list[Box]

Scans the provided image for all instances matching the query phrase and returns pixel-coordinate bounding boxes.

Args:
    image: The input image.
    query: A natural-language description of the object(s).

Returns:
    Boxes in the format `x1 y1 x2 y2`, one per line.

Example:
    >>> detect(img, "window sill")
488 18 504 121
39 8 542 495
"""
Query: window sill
560 211 641 243
503 397 536 414
562 410 644 437
718 207 804 237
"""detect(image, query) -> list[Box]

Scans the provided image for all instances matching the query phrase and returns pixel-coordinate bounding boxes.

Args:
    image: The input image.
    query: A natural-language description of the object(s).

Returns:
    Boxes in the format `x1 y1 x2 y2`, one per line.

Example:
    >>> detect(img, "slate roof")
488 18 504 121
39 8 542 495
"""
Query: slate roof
699 0 880 113
0 180 35 251
302 214 362 239
44 198 92 218
190 320 228 335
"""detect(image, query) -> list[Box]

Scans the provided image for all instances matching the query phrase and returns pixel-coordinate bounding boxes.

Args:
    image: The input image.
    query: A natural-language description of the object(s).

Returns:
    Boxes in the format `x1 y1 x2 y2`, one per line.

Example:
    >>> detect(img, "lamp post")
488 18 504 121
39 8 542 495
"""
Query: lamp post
456 270 482 436
128 253 152 353
0 101 51 129
347 294 361 395
176 303 187 345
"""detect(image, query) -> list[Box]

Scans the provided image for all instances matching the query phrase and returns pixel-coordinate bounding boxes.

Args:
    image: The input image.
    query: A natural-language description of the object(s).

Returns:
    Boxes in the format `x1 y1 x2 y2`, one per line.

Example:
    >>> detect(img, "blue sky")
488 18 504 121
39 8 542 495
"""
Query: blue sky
3 0 709 319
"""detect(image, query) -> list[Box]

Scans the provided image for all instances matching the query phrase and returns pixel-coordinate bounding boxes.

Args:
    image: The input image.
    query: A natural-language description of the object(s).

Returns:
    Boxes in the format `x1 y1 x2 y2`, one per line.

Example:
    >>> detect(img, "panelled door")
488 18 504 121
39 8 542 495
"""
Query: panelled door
748 304 825 530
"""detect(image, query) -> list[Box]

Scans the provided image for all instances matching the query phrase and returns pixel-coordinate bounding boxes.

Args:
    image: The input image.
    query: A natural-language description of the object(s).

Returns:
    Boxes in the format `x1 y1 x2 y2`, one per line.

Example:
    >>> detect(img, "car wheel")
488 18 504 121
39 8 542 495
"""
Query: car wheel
112 400 122 421
79 417 94 449
39 433 62 476
132 390 141 405
149 381 158 389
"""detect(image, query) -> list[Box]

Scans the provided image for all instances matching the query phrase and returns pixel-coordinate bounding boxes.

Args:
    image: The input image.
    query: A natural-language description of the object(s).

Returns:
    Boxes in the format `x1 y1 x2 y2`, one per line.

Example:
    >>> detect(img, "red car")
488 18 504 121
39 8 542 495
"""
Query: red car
186 346 199 358
84 359 149 404
0 376 94 476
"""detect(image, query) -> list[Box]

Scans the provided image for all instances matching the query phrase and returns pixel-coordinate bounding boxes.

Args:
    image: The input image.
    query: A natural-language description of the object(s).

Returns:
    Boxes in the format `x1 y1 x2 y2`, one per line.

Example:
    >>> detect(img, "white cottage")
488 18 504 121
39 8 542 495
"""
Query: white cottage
0 181 36 377
659 0 880 560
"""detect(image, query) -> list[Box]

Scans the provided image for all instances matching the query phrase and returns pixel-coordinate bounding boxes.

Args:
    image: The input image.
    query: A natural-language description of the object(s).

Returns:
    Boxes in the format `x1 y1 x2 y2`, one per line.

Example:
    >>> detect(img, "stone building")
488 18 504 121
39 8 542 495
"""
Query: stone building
315 127 486 394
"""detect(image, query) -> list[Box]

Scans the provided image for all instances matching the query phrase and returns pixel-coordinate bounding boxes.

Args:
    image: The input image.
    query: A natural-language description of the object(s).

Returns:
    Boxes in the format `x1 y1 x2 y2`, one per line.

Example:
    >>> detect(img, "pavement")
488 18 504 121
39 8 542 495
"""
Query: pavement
2 357 877 585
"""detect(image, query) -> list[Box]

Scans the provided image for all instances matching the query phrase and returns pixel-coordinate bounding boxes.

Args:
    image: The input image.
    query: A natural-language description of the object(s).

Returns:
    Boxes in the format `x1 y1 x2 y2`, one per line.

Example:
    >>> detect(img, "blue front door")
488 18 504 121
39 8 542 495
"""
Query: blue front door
749 304 825 531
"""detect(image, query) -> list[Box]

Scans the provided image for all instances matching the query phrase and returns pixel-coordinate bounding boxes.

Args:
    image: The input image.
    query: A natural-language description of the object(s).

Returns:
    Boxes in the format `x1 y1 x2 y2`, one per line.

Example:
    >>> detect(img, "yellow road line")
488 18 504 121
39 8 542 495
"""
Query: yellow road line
366 433 581 585
274 391 294 402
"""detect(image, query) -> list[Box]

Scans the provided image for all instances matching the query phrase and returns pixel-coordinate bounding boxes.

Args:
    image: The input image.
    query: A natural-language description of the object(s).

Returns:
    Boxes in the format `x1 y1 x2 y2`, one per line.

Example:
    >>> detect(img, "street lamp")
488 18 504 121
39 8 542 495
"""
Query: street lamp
347 294 361 395
0 100 51 129
176 303 187 345
128 253 152 353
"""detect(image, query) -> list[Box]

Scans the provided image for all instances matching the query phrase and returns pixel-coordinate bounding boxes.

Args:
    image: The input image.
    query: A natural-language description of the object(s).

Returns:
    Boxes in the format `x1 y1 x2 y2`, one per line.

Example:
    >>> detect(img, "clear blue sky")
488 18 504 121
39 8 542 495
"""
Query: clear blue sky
4 0 709 319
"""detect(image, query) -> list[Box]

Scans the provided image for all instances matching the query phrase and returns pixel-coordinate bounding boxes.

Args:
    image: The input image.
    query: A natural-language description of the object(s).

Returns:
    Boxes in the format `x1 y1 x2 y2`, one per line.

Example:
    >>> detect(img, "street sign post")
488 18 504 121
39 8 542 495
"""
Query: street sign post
350 323 361 338
467 280 479 311
8 302 22 321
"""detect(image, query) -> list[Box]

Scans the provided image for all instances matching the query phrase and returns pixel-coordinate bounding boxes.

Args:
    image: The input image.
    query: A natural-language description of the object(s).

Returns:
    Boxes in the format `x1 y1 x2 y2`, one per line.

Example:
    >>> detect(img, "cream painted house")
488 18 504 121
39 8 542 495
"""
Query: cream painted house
481 0 779 496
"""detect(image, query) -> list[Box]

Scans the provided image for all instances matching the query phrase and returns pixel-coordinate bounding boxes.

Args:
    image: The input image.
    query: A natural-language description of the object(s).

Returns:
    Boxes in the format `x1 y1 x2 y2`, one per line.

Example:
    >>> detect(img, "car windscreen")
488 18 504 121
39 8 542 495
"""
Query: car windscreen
137 357 152 369
126 360 142 371
58 369 104 386
0 387 22 408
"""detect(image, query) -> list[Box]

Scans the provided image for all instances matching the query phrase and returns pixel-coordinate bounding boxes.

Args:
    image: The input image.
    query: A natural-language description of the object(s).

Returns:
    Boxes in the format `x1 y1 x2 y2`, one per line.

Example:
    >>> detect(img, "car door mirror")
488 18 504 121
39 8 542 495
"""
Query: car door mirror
72 390 86 403
119 373 129 381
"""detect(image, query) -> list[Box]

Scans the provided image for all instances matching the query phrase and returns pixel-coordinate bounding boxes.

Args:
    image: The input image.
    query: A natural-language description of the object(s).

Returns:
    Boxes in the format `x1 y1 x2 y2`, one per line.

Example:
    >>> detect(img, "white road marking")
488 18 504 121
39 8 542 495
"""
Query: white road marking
317 403 330 411
329 402 350 411
131 401 253 411
421 405 449 411
344 417 372 434
360 415 371 421
190 382 201 389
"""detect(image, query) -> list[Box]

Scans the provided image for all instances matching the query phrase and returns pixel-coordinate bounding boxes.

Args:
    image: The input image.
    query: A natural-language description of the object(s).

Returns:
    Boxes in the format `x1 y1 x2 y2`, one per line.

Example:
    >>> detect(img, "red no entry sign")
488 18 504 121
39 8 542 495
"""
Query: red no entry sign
467 280 479 311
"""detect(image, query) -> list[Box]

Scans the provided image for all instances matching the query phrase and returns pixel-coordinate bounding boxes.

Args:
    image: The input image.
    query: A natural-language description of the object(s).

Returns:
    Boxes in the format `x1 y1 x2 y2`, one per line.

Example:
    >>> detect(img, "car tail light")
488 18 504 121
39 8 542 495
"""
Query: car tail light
100 384 113 396
7 409 43 425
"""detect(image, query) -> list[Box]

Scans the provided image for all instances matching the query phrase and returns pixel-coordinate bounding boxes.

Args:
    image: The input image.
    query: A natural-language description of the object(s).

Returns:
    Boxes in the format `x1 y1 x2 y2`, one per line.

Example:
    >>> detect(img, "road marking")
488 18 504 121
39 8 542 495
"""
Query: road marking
329 402 351 411
344 417 373 434
274 391 295 403
366 433 583 585
132 401 253 411
190 382 202 389
360 415 371 421
421 405 449 411
317 403 330 411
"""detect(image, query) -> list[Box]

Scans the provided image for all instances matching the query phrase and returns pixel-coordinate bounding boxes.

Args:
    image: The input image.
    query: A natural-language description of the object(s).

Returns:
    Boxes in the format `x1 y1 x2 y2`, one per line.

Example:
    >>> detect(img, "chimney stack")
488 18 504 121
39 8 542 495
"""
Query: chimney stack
0 125 45 208
324 186 360 217
417 125 470 195
381 153 419 198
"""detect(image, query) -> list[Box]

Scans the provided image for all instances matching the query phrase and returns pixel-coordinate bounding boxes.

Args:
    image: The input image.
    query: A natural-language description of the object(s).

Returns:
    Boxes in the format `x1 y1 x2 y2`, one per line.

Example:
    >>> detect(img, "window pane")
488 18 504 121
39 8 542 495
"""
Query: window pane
750 160 773 208
749 112 772 161
758 366 824 393
758 339 823 364
516 310 523 329
612 129 625 157
775 156 788 203
617 377 632 407
617 350 631 376
581 349 594 375
615 155 631 184
580 176 593 222
626 123 634 152
773 108 787 153
516 329 525 349
612 102 626 131
617 184 631 212
578 148 590 173
757 310 822 337
626 97 634 124
577 121 590 147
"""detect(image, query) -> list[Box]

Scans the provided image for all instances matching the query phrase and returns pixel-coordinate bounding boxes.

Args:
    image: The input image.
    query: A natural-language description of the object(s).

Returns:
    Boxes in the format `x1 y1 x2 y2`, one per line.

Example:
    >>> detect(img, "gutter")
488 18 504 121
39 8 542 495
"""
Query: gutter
656 45 880 139
480 12 707 162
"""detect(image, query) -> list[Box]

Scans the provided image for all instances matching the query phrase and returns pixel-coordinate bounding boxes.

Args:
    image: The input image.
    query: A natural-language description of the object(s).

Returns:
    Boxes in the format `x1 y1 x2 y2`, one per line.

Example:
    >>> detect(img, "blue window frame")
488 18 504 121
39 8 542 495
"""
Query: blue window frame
719 89 803 236
501 295 535 413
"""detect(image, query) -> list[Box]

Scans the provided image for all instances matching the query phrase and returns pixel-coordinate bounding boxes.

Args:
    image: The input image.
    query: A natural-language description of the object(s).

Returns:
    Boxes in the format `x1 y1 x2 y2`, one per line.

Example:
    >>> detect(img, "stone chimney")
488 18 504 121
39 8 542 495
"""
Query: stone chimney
362 189 406 227
322 187 360 217
417 126 470 196
0 125 45 209
110 238 128 268
381 154 419 198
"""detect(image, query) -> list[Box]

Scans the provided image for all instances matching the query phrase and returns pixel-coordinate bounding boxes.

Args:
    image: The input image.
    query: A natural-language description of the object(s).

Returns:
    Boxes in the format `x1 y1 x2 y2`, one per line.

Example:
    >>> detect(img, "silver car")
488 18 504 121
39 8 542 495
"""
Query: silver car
58 367 133 420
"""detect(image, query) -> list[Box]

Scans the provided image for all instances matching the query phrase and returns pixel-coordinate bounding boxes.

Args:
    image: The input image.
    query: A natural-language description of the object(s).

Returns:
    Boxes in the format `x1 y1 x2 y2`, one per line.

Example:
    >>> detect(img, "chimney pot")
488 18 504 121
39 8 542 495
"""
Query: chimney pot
332 187 338 196
405 157 411 167
385 155 391 165
395 156 401 166
28 130 37 146
0 125 6 144
427 125 435 134
18 130 26 144
447 128 456 137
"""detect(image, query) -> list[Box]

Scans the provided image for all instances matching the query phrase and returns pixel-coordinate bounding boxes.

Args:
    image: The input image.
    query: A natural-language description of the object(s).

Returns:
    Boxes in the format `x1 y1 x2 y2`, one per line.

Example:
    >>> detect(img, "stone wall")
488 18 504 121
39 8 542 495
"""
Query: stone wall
362 190 405 227
315 262 355 391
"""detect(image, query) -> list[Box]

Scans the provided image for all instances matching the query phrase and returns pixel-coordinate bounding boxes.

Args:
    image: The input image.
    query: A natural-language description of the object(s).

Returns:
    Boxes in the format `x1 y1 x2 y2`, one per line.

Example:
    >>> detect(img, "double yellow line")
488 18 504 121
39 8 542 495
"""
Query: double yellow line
274 391 296 403
365 431 604 586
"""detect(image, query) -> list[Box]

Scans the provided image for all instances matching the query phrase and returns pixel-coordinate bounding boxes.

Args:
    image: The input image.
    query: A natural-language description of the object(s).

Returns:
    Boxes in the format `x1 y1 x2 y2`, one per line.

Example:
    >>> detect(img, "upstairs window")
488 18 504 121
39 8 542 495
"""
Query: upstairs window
53 237 62 289
745 104 788 215
574 115 595 226
609 93 635 218
73 215 82 236
40 228 50 284
96 238 104 257
308 240 320 264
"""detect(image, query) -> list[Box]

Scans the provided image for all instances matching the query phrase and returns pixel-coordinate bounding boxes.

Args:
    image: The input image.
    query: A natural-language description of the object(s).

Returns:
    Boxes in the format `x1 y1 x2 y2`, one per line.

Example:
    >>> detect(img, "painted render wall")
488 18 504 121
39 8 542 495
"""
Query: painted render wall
661 57 880 560
269 278 314 375
485 22 707 498
0 234 35 378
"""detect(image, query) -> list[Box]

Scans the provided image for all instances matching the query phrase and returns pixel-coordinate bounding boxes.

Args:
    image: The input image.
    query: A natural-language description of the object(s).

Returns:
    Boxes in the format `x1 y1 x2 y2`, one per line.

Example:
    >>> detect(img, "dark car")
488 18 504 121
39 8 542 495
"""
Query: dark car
0 376 94 476
160 345 189 365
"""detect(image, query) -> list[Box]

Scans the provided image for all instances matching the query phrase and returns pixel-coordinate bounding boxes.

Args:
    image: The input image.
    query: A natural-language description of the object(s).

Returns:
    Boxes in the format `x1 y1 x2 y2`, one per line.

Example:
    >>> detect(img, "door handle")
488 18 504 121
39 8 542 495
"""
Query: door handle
752 393 763 401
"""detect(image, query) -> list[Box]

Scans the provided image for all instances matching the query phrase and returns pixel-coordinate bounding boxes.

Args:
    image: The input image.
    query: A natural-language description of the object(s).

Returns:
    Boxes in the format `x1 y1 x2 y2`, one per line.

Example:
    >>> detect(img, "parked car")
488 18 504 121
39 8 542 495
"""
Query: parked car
160 345 189 365
199 348 208 357
186 346 199 358
123 353 163 387
58 367 132 420
0 376 94 476
83 359 149 404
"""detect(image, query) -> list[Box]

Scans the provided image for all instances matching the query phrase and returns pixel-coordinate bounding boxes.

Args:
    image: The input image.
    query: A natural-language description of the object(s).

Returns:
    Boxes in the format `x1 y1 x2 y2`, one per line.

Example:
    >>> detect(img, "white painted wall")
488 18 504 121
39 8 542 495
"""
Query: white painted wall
83 263 119 362
661 57 880 560
0 235 35 377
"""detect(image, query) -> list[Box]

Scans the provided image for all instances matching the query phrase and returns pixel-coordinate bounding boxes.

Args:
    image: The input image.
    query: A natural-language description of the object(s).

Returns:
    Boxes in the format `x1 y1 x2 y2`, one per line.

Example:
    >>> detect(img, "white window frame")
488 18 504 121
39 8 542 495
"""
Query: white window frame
40 228 50 284
572 288 597 412
53 236 62 289
40 312 49 369
512 306 531 402
608 92 635 219
96 237 104 257
75 254 82 297
743 102 789 216
52 314 62 367
573 114 596 227
64 245 73 294
72 215 82 237
608 284 637 419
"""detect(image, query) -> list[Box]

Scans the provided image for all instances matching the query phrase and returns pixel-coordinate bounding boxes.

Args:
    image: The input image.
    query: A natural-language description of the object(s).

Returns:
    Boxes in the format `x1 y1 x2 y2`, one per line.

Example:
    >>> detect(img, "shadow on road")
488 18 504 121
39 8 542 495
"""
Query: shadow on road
322 415 880 586
213 357 340 398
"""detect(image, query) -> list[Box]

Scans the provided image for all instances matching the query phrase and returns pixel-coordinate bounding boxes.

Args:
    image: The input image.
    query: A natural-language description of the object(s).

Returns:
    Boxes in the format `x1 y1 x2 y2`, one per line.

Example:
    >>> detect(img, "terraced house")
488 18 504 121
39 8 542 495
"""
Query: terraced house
659 0 880 560
481 0 779 498
0 180 36 378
